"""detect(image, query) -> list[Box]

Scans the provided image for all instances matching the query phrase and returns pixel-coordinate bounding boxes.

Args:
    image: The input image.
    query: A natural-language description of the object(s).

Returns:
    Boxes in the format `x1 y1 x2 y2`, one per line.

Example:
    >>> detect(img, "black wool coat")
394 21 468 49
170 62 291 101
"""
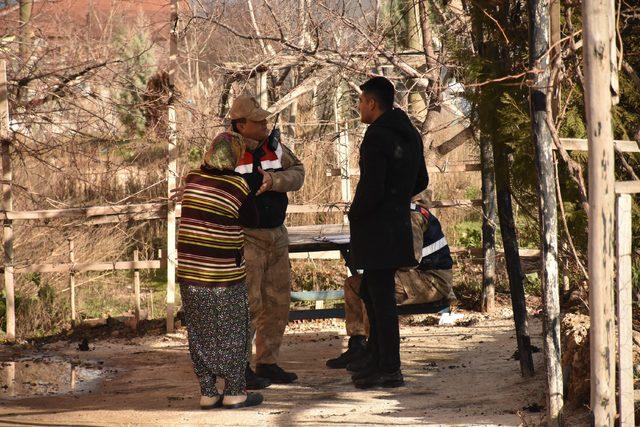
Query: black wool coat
348 108 429 270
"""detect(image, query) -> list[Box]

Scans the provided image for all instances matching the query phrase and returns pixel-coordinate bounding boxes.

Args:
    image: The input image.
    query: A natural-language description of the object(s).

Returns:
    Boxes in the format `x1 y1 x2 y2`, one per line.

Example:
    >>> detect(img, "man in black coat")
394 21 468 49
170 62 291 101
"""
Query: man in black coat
348 76 429 389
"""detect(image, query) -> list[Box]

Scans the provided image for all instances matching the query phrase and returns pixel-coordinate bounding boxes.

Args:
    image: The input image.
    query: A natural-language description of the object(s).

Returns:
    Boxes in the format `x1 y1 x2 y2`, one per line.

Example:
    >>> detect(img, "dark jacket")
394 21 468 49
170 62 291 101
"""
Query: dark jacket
412 204 453 271
348 108 429 270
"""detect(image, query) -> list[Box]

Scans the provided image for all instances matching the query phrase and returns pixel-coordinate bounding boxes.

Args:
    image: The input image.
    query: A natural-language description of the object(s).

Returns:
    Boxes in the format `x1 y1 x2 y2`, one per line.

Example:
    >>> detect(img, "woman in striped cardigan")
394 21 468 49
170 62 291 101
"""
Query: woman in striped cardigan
177 131 262 409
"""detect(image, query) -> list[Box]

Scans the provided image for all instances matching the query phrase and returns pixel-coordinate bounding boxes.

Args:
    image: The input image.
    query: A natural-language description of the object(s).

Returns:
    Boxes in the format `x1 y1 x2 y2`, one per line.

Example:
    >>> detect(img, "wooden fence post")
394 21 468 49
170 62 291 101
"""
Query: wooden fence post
333 83 351 225
69 239 76 323
615 194 634 426
1 60 15 341
5 361 15 396
582 0 617 423
166 0 179 333
133 249 141 326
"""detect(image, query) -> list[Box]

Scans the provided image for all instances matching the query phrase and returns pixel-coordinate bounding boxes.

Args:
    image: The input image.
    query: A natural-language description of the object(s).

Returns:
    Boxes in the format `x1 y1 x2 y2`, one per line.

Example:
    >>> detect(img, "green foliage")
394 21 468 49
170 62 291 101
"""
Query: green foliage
455 221 482 248
632 261 640 309
10 277 69 337
524 273 541 296
291 259 344 292
188 146 204 167
113 18 157 138
464 186 481 200
455 1 640 269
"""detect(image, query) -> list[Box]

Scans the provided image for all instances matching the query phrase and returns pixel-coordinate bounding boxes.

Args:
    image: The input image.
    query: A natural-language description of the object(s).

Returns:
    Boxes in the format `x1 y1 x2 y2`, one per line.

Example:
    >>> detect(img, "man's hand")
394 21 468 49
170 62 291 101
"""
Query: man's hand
169 185 184 203
256 167 273 195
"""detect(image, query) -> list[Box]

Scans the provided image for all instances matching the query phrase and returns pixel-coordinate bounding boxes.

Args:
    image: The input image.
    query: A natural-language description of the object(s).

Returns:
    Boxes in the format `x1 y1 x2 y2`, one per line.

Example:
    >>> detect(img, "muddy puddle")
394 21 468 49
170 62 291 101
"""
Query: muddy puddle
0 356 108 399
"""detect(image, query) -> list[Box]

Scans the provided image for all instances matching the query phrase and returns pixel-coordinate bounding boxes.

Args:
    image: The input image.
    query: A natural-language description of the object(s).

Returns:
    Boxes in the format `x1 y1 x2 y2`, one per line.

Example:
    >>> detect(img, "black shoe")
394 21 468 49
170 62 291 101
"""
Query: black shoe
353 370 404 389
350 362 378 381
326 335 367 369
245 364 271 390
255 363 298 384
346 351 373 372
223 392 263 409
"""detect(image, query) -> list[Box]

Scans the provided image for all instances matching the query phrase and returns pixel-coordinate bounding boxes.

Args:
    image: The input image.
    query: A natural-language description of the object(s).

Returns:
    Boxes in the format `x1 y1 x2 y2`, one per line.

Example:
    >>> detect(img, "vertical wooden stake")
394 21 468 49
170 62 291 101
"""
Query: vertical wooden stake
313 277 323 310
333 84 351 225
616 194 634 426
1 60 14 341
562 243 571 294
5 361 15 397
133 249 141 326
166 0 179 333
150 289 155 320
583 0 617 423
70 365 77 391
69 239 76 323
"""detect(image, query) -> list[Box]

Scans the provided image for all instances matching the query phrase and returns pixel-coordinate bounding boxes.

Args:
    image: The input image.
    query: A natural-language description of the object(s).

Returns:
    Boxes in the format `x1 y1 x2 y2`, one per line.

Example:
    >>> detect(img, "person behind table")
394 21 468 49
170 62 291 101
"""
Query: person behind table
347 76 429 389
177 131 262 409
327 194 455 370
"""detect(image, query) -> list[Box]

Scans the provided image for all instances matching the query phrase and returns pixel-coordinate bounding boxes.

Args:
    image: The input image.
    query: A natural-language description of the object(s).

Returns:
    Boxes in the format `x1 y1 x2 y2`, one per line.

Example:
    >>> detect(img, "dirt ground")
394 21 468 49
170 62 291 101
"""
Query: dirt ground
0 308 589 426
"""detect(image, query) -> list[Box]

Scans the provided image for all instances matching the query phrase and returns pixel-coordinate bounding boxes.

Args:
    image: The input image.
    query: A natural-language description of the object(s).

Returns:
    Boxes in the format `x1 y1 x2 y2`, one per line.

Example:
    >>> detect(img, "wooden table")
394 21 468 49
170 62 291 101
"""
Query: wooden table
285 224 450 320
287 223 350 254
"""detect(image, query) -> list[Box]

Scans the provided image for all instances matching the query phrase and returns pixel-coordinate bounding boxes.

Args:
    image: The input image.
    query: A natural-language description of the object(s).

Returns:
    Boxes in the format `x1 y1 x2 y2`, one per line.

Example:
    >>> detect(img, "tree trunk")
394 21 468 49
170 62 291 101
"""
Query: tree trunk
528 0 563 422
17 0 33 102
405 0 426 122
19 0 33 61
493 141 535 378
480 134 497 314
550 0 561 117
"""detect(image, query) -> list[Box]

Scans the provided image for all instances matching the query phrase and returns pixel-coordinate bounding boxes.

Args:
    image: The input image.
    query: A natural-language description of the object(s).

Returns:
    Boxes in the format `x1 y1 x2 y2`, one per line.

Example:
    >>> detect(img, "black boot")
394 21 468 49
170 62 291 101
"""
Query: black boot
326 335 367 369
245 363 271 390
255 363 298 384
353 370 404 389
346 350 373 373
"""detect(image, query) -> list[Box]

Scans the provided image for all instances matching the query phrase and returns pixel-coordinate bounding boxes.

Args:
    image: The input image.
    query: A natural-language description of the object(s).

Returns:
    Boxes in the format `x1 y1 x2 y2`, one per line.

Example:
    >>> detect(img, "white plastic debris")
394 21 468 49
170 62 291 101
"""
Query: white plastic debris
438 311 465 326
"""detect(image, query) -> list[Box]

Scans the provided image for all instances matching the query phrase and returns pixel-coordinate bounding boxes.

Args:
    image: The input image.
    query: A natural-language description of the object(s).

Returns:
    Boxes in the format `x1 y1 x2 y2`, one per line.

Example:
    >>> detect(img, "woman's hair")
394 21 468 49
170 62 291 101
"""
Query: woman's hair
202 131 246 171
231 118 246 133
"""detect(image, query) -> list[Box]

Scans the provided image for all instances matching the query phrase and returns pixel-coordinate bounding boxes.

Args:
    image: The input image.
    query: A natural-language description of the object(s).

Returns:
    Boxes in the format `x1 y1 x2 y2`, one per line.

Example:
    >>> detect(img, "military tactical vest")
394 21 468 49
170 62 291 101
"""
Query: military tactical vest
235 140 288 228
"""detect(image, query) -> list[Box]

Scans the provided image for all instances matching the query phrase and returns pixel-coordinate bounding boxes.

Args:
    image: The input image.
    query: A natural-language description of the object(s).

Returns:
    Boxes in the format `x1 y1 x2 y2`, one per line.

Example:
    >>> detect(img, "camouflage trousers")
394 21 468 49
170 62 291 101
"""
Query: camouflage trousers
244 225 291 365
345 269 455 337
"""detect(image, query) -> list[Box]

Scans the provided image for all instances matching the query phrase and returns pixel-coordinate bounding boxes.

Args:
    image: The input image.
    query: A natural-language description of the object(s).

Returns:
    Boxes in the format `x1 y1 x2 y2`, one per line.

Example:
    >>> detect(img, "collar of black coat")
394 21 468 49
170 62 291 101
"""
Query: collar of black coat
369 108 419 140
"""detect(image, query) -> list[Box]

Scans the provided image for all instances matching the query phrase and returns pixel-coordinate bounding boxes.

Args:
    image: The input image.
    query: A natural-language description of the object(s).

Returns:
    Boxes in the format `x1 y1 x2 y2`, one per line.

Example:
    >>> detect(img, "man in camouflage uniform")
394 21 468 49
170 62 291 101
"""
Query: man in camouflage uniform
327 198 456 369
229 96 305 388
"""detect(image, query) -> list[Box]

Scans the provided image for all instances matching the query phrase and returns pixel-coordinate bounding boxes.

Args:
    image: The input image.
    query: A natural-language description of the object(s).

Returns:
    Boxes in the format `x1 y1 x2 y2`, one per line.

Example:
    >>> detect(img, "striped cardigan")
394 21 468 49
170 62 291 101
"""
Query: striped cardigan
177 168 256 287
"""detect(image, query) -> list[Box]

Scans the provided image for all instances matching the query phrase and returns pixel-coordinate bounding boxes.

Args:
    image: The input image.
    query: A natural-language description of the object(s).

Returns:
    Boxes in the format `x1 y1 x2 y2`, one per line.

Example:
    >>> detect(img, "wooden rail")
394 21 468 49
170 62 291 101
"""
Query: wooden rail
0 199 484 224
3 244 540 276
556 137 639 153
326 162 483 177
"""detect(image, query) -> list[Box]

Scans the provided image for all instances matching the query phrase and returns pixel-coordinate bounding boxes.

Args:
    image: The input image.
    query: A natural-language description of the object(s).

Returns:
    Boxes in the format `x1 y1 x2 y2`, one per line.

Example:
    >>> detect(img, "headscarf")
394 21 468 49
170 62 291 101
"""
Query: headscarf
202 131 246 171
412 188 432 207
